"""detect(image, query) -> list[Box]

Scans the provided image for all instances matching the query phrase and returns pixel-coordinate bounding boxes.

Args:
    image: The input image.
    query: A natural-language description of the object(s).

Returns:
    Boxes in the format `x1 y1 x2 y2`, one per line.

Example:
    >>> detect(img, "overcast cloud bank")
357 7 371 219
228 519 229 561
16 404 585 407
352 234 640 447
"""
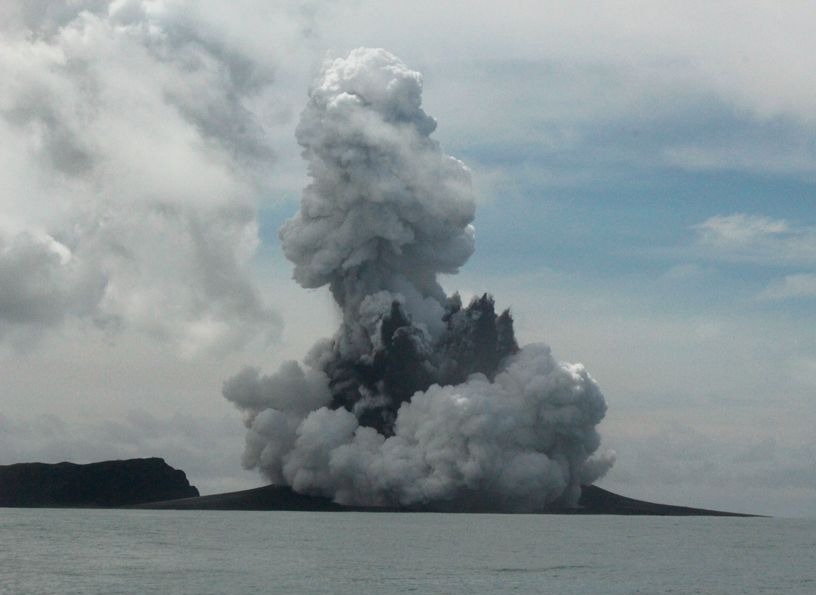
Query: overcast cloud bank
0 0 288 352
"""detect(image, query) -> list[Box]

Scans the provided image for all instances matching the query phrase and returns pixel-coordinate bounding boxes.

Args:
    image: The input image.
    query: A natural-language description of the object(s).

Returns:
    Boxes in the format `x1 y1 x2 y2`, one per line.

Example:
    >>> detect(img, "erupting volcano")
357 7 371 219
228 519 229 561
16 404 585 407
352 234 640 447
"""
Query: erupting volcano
223 48 614 512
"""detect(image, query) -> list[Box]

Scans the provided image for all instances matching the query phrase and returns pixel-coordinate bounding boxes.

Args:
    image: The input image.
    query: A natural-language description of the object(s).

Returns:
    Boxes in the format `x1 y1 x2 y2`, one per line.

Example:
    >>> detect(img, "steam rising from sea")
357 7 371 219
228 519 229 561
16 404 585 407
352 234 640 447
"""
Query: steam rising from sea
224 48 613 511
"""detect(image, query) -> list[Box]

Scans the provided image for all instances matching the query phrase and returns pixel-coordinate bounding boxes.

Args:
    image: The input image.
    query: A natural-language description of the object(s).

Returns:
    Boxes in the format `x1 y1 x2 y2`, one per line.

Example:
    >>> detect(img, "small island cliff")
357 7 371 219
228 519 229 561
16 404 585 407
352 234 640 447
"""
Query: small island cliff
0 458 198 507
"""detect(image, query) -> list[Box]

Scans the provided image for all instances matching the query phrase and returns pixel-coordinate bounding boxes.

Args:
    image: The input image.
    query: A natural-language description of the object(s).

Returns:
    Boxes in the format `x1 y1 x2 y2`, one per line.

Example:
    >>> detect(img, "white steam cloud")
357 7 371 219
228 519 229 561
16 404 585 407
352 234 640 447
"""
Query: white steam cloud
0 0 282 352
224 48 613 511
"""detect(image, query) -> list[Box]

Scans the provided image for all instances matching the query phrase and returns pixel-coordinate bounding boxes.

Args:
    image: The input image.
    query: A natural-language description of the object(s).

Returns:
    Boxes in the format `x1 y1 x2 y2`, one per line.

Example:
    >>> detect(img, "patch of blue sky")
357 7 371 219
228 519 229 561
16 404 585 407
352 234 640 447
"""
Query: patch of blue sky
470 168 810 261
256 200 297 256
257 165 815 313
461 157 815 320
256 84 815 319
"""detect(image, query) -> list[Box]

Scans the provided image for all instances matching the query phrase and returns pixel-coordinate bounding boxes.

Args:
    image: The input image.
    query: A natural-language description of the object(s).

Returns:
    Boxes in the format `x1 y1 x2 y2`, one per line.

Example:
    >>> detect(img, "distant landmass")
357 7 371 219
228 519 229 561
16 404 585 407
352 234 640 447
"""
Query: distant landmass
0 458 757 515
0 458 199 507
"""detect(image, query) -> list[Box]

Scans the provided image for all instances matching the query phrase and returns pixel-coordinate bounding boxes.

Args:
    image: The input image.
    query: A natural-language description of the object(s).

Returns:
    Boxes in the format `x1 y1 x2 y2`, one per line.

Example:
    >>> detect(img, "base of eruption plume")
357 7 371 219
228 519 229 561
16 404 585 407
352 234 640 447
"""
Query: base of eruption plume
135 483 758 516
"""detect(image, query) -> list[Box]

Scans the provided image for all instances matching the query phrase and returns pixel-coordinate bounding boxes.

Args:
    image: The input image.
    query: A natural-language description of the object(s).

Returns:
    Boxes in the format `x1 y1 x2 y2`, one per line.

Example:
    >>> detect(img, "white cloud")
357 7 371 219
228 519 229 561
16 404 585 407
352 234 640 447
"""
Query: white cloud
4 1 816 350
696 213 790 244
0 0 303 352
758 273 816 301
692 213 816 306
693 213 816 266
396 2 816 180
665 137 816 178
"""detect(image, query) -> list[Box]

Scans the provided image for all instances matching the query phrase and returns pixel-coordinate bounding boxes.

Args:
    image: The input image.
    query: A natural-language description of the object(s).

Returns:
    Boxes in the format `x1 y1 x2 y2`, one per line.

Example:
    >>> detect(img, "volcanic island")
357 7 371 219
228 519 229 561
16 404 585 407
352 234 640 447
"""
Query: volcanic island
0 458 756 516
0 51 763 519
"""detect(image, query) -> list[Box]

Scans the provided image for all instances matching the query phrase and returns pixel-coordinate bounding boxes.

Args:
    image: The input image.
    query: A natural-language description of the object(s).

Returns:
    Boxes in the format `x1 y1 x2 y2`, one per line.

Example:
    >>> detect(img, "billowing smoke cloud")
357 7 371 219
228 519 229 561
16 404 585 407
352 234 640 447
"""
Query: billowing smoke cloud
0 0 288 352
225 48 613 511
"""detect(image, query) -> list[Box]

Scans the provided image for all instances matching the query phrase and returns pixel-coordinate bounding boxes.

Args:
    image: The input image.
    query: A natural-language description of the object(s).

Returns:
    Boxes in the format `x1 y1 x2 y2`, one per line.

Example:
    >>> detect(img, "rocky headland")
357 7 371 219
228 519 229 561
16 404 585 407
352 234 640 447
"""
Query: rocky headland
0 458 199 507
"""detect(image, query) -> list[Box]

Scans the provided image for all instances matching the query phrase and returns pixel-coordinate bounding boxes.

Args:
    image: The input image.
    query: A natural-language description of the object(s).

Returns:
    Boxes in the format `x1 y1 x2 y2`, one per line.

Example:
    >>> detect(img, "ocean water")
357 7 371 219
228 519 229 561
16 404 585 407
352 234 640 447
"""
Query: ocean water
1 509 813 595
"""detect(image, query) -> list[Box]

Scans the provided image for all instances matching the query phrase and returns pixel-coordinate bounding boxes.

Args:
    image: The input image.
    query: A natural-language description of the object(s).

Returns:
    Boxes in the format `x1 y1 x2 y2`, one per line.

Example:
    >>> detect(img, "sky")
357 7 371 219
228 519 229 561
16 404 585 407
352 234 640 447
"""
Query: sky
1 0 814 517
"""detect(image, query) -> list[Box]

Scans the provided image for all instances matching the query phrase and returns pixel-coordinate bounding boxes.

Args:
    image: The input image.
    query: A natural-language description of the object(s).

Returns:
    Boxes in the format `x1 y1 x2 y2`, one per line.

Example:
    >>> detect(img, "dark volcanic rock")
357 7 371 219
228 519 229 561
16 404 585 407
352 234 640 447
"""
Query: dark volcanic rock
0 458 199 508
575 485 755 516
138 483 758 516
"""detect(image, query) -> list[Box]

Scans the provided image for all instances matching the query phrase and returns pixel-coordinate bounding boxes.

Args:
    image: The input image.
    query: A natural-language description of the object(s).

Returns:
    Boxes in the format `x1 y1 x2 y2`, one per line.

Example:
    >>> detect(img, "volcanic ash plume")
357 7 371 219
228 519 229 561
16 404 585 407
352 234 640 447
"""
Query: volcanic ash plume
224 48 613 511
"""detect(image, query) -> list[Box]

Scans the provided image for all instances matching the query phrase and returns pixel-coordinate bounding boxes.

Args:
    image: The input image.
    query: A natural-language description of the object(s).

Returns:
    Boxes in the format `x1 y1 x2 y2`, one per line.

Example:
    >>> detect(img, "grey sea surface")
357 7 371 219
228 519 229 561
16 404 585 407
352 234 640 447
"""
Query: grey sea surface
1 509 813 595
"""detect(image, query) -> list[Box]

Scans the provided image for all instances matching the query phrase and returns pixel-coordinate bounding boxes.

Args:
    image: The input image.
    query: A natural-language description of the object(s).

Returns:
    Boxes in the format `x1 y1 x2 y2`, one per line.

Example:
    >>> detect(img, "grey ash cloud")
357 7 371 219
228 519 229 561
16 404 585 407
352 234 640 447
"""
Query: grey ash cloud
224 49 613 511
